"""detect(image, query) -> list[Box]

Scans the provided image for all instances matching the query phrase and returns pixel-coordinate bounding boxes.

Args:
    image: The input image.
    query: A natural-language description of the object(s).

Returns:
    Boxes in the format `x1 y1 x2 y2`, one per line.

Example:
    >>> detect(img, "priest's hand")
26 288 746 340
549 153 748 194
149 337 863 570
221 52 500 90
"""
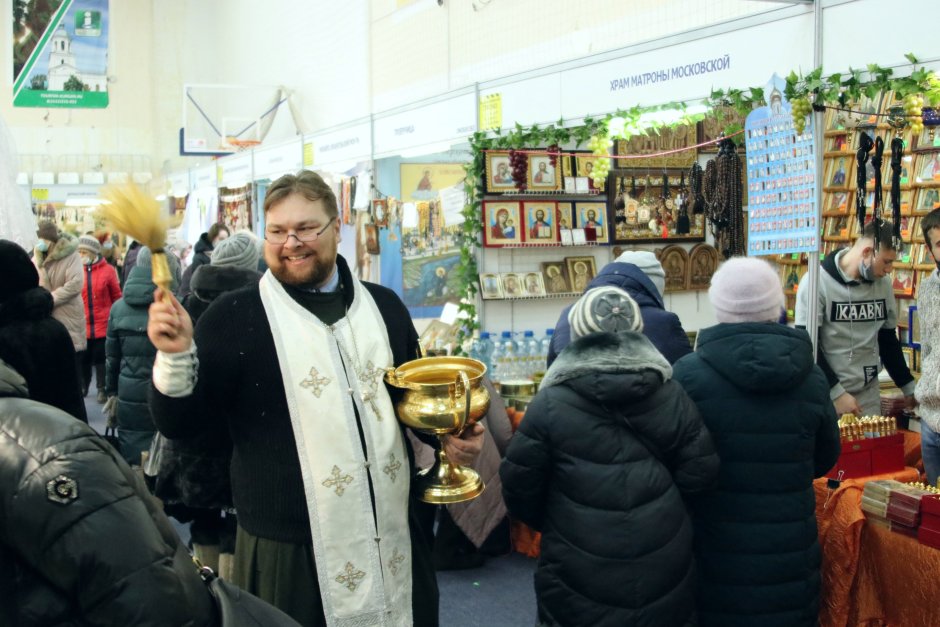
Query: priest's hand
147 288 193 354
442 423 485 467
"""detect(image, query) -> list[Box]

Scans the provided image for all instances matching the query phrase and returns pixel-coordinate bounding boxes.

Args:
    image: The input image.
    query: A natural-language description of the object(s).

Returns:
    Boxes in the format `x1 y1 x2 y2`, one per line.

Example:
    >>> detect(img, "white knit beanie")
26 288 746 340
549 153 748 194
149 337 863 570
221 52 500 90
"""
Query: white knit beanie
708 257 784 323
615 250 666 296
211 231 260 270
568 286 644 340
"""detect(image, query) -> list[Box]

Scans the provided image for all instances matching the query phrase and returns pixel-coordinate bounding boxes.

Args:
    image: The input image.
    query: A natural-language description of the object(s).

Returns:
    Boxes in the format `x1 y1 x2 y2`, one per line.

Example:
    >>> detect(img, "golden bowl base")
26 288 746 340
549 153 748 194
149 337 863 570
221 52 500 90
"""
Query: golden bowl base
416 459 485 504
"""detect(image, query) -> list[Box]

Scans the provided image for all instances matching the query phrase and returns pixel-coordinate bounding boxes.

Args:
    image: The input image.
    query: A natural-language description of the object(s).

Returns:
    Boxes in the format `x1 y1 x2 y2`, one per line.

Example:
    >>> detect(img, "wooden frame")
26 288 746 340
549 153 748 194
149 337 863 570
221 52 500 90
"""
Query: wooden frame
823 191 852 216
825 215 851 240
914 187 940 215
657 244 690 293
688 243 719 291
482 200 522 247
824 156 853 190
541 261 571 294
564 256 597 293
484 151 517 193
915 151 940 186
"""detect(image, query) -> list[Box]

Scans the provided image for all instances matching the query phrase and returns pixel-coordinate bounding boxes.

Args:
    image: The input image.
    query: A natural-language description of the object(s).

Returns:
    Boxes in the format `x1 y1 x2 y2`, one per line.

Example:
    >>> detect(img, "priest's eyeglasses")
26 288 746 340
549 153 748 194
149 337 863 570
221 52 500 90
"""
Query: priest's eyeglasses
265 217 336 245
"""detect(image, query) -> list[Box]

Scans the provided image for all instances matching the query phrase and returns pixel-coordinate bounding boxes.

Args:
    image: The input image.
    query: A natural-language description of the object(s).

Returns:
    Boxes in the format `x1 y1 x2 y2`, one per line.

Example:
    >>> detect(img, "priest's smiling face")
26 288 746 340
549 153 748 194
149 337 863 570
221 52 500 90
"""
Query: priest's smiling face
264 193 341 288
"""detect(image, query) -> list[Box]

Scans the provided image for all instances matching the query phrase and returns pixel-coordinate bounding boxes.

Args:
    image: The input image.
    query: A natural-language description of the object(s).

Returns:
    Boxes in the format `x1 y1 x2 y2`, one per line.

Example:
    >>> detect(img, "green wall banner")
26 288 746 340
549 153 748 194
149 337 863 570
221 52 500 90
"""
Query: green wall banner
13 0 109 108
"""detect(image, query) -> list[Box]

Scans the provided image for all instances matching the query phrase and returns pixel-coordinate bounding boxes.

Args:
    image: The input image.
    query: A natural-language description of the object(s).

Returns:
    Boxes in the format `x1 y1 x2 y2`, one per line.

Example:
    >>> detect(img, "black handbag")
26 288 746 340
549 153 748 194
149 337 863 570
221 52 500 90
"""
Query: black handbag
102 426 121 453
195 561 302 627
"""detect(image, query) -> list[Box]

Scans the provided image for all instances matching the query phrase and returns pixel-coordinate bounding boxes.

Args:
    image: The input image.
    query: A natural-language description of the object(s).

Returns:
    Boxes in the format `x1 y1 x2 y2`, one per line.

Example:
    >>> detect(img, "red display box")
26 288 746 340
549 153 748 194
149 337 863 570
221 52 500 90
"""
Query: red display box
919 524 940 550
825 433 905 480
922 494 940 518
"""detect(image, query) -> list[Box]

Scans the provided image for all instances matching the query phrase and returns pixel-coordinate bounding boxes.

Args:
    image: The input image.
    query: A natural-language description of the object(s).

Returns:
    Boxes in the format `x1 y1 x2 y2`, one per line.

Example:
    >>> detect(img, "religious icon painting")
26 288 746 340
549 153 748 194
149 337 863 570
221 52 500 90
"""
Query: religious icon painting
564 256 597 294
500 272 525 298
541 261 571 294
915 187 940 215
364 224 380 254
478 273 503 300
893 268 915 298
521 271 546 297
485 151 517 194
575 201 609 244
521 201 558 244
657 245 690 293
527 153 561 192
915 151 940 186
372 199 388 227
556 202 574 236
482 201 522 247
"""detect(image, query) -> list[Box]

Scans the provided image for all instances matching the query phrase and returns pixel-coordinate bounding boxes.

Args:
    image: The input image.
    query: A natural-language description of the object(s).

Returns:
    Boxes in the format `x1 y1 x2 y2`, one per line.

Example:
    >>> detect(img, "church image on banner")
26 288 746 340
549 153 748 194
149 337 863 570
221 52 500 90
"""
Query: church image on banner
46 24 107 92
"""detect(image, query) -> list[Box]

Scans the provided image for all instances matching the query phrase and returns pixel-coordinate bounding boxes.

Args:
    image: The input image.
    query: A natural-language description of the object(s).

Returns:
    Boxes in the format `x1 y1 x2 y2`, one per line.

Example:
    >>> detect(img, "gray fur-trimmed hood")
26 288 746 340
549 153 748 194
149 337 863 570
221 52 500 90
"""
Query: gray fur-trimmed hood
542 330 672 390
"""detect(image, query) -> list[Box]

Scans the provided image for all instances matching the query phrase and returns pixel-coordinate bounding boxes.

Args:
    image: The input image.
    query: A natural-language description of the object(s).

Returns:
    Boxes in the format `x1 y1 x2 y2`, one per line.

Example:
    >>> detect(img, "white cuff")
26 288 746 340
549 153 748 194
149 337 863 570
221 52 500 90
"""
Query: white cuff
153 343 198 397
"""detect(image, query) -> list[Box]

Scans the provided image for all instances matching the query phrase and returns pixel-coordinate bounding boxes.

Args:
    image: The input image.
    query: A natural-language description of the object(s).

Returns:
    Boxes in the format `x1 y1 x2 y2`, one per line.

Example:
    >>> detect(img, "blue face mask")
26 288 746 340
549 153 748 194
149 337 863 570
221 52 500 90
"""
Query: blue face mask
36 240 49 253
103 241 114 250
858 257 875 282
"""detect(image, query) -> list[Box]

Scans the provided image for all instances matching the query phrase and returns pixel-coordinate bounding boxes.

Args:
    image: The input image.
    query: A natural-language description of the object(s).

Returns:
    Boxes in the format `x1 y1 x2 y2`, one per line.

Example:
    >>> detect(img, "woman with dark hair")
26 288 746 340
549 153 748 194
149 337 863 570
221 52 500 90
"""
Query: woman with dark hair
0 240 86 422
180 222 231 298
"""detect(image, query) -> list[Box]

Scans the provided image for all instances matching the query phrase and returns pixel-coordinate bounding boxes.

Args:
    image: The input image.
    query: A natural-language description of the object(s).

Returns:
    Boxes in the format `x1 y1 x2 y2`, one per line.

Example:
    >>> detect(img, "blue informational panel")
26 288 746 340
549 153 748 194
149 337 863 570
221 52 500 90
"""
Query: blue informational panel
745 74 818 256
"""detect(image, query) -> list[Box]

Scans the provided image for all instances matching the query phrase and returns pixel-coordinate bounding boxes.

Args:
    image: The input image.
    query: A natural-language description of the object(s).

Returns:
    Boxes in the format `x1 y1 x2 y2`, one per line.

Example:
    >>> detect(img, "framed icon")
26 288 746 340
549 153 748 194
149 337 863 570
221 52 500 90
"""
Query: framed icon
479 273 503 300
500 272 525 298
372 199 388 227
485 151 517 193
564 256 597 293
527 153 561 191
523 201 558 244
575 201 608 243
482 201 522 247
522 271 546 297
541 261 571 294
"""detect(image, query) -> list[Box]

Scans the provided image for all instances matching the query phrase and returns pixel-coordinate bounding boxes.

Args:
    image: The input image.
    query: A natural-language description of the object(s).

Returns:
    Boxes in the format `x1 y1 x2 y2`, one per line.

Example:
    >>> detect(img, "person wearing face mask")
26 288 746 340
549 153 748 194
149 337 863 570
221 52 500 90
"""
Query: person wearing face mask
33 221 87 373
77 234 121 403
96 230 120 274
796 220 915 417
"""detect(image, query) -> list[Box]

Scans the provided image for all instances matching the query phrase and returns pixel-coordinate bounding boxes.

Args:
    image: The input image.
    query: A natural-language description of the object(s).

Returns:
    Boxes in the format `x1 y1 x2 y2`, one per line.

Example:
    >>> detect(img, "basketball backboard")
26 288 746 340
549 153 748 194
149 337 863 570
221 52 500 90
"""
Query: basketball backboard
181 84 290 157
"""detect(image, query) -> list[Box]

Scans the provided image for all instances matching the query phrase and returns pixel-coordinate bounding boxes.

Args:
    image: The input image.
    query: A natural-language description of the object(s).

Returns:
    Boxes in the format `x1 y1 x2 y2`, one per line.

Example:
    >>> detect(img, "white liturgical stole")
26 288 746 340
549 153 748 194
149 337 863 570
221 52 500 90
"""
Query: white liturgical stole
259 271 413 627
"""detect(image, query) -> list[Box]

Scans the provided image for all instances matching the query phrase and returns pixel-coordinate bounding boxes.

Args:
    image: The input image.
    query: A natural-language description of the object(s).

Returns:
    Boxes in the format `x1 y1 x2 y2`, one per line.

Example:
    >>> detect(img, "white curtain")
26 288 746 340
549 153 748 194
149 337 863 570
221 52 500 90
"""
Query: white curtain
0 113 37 249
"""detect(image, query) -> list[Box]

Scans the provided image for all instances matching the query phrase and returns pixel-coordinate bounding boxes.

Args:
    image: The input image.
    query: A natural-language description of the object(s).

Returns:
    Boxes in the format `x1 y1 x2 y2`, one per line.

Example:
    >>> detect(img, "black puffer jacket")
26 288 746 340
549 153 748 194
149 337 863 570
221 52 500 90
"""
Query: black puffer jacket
0 359 215 626
501 332 719 627
672 323 841 627
106 265 159 466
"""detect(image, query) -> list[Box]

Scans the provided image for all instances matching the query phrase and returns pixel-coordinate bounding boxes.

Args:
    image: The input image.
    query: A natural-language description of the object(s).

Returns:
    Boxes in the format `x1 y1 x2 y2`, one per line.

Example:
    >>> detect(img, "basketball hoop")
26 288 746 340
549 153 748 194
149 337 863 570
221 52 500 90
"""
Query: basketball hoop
225 138 262 152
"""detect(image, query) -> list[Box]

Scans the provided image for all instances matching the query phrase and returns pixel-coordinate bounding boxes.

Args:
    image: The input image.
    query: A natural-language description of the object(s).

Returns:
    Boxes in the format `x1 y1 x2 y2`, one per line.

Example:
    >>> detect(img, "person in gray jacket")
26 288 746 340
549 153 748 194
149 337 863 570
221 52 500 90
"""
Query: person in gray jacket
796 220 915 417
916 209 940 485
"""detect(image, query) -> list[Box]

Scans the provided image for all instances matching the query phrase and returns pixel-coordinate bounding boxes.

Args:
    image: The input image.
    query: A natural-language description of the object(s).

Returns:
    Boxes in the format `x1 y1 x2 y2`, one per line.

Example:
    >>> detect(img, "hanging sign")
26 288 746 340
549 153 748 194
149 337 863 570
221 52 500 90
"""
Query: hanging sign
745 74 818 257
192 165 217 191
373 92 475 157
479 93 502 131
309 120 371 168
254 138 302 180
13 0 110 108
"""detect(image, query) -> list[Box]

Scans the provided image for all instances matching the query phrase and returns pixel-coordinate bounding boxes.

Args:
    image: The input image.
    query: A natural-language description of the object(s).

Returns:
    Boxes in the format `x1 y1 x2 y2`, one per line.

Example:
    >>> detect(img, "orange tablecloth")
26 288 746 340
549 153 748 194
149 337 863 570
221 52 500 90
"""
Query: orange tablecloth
815 466 920 627
848 521 940 626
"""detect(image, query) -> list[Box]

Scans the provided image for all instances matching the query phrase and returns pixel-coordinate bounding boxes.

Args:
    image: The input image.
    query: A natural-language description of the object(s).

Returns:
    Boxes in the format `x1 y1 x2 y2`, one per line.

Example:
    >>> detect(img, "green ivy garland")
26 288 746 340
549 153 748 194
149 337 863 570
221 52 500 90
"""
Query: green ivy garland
452 53 940 355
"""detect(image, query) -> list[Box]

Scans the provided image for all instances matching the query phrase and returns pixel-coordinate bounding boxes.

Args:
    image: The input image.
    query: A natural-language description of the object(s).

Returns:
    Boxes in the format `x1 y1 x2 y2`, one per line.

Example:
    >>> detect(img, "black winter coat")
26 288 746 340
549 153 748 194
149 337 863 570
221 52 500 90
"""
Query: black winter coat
672 323 841 627
501 331 719 627
0 360 215 626
548 262 692 367
152 264 262 510
0 287 87 423
106 265 159 465
179 234 214 298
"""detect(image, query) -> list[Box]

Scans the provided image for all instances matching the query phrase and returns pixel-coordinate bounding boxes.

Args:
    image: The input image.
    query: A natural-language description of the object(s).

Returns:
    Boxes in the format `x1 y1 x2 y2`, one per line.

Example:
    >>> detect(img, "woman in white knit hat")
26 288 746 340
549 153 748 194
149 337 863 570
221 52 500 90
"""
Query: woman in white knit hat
501 286 719 627
671 257 841 627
